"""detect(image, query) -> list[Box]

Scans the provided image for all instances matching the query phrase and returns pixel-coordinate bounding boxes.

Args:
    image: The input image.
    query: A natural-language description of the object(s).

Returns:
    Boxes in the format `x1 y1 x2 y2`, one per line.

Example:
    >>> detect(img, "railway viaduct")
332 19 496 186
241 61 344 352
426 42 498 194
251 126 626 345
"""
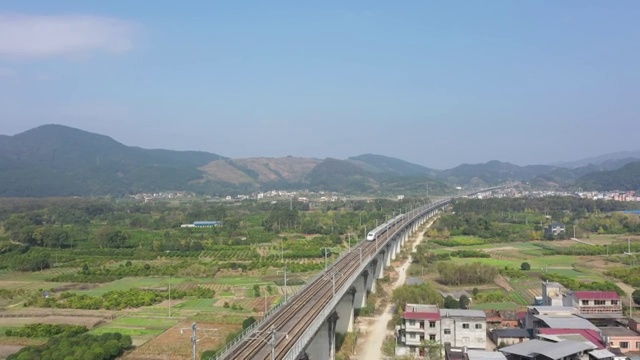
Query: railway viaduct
213 188 504 360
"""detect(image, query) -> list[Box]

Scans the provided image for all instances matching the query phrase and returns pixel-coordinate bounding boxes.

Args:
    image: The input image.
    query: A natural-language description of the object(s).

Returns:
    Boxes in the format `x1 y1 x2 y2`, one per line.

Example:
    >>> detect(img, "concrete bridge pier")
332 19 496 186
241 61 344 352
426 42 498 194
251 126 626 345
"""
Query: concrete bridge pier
393 238 401 259
384 245 392 267
390 239 397 261
335 288 355 334
366 259 378 294
353 271 368 309
306 312 338 360
375 253 385 280
401 228 408 246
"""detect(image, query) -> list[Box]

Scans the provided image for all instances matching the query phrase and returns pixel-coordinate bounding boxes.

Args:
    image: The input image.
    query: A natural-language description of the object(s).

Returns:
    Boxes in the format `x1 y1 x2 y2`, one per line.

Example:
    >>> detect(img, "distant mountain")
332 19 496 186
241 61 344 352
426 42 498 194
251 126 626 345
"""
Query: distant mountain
8 124 635 197
0 125 448 197
552 151 640 168
575 161 640 191
347 154 439 177
437 160 555 186
0 124 224 197
530 158 640 188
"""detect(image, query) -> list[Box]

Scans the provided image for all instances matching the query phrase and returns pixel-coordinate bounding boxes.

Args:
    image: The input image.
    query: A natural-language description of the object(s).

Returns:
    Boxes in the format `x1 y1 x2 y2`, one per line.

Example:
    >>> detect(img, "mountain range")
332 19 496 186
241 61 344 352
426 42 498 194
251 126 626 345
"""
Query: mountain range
0 125 639 197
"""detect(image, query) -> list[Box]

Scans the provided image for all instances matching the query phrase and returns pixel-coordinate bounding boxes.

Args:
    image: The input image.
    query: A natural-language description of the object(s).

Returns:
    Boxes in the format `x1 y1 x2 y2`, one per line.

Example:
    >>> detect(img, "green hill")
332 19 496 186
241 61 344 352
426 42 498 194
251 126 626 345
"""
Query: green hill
576 161 640 191
437 160 555 186
348 154 439 176
0 124 224 196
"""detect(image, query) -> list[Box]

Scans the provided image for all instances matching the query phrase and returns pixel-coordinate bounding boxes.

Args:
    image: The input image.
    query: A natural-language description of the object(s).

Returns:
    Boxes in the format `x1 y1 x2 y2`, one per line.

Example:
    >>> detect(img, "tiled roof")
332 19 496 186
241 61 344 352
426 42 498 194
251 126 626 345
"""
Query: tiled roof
573 291 620 300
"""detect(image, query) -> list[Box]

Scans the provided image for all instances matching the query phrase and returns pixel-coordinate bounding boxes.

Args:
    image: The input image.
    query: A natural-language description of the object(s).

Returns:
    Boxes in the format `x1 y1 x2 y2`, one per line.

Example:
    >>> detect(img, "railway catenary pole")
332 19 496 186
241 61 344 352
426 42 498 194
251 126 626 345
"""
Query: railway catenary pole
246 325 289 360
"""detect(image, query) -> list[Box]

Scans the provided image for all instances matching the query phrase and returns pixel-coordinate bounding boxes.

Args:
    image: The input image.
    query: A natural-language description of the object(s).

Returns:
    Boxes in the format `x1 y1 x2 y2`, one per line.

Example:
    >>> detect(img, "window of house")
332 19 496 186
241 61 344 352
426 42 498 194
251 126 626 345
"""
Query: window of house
409 320 415 326
475 324 482 329
429 321 436 328
636 341 640 349
581 300 589 305
430 334 436 341
444 329 451 335
462 323 469 329
611 300 619 305
594 300 605 305
620 342 629 349
409 333 416 339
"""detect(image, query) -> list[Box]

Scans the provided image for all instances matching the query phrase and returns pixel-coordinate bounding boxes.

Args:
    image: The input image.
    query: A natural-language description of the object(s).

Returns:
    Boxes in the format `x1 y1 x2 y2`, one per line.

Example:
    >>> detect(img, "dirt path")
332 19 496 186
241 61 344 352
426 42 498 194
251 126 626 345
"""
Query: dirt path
355 219 435 360
495 275 515 292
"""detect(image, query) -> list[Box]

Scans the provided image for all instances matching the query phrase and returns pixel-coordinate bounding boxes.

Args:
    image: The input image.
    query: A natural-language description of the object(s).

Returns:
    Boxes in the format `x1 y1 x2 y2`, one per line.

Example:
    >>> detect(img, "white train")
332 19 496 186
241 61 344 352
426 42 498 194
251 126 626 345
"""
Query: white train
366 213 406 241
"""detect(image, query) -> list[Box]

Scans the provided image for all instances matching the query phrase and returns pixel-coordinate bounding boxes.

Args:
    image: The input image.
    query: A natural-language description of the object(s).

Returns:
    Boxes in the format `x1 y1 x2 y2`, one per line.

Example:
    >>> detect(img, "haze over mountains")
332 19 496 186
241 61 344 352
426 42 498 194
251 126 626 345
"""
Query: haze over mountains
0 125 639 197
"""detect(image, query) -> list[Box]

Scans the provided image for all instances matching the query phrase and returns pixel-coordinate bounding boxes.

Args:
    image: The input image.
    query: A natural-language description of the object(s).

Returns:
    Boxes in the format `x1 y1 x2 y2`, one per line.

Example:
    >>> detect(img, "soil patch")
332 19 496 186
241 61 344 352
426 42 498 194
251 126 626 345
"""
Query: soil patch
51 283 99 292
0 345 24 359
482 246 518 253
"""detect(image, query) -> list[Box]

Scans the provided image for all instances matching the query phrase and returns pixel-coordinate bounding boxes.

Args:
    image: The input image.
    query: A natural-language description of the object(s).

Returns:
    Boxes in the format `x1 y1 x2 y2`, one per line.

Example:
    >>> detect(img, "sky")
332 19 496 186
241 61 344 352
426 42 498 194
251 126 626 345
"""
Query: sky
0 1 639 169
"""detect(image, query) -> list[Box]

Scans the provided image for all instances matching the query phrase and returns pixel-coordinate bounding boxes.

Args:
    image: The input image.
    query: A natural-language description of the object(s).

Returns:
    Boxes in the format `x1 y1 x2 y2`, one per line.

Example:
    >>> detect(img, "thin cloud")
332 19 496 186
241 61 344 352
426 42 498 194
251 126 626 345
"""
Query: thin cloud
0 13 136 58
0 66 18 77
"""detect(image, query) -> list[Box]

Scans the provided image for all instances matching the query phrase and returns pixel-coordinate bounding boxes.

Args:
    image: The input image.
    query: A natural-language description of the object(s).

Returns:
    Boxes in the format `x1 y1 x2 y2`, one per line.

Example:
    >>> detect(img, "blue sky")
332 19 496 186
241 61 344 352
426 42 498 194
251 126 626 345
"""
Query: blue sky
1 1 638 169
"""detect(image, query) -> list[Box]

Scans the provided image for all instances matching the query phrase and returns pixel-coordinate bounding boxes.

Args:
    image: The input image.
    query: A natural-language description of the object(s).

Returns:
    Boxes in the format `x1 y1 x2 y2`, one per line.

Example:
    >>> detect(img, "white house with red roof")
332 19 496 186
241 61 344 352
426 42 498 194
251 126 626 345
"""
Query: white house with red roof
563 291 622 315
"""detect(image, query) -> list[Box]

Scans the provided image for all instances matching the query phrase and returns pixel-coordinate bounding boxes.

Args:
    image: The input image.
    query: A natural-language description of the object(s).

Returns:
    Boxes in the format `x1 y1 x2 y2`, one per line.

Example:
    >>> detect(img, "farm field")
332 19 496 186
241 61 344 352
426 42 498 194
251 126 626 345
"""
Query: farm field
90 316 180 346
124 320 241 360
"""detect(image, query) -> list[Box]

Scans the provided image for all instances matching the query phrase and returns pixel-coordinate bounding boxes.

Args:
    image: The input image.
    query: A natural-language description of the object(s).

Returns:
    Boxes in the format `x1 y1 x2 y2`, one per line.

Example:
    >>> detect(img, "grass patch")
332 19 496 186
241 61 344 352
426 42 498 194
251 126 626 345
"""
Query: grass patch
173 299 217 311
74 277 193 296
89 316 180 338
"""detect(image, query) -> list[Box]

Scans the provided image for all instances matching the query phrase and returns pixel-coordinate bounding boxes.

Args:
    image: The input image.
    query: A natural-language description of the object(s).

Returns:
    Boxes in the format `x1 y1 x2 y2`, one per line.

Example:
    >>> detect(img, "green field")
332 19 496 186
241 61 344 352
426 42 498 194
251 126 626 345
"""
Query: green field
74 277 191 296
89 316 180 339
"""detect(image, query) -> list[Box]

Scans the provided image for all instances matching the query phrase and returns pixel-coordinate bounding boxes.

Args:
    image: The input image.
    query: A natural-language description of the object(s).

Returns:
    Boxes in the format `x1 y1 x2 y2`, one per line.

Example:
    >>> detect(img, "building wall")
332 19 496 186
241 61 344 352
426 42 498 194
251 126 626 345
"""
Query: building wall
440 317 486 349
607 336 640 353
542 283 563 306
402 316 486 351
564 294 622 314
404 319 440 346
494 336 528 346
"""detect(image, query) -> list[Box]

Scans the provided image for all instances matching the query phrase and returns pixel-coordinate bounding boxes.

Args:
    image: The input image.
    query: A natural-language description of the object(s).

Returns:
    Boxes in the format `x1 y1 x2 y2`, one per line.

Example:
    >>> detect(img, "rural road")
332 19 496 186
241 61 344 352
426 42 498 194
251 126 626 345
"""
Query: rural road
356 219 434 360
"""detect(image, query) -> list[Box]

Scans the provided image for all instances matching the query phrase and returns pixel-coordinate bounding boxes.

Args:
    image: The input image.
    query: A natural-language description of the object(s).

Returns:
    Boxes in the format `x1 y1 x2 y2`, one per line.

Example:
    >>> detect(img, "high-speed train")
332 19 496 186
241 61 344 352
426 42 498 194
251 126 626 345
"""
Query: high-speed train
366 213 406 241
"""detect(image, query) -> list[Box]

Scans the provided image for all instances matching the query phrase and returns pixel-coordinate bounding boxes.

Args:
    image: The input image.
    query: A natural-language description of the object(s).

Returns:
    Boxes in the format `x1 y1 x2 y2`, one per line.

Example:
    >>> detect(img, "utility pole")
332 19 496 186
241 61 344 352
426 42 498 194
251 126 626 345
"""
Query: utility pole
358 248 364 264
348 231 351 252
180 322 218 360
168 276 171 318
278 265 288 303
323 247 330 272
